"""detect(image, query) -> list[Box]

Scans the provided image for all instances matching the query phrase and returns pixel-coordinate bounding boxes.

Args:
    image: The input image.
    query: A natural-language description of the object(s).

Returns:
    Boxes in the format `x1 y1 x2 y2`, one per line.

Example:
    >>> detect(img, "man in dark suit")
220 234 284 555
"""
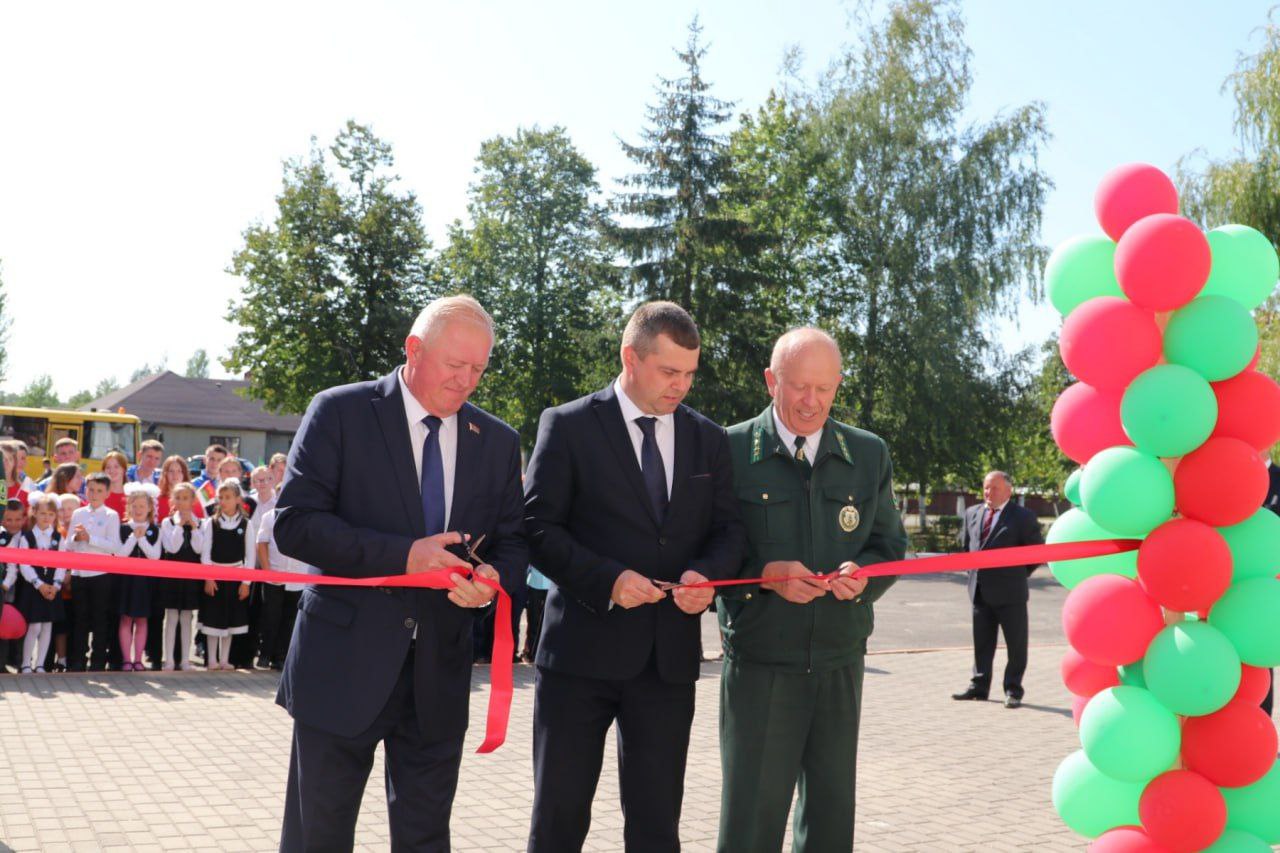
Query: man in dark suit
274 295 527 852
952 470 1045 709
523 301 744 853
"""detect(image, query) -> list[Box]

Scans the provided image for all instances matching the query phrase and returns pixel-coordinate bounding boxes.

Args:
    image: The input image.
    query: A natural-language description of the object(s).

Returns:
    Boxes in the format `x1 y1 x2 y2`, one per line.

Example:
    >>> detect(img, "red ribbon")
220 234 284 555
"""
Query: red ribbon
0 546 513 754
663 539 1141 589
0 538 1137 753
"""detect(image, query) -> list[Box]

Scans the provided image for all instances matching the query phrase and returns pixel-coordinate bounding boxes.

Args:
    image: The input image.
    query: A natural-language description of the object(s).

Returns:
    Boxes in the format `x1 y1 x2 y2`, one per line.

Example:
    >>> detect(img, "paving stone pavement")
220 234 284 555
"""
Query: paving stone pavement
0 576 1274 852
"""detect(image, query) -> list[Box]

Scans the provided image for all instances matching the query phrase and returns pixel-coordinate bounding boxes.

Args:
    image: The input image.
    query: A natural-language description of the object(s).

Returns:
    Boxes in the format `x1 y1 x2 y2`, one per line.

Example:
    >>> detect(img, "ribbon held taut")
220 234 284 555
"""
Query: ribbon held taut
0 538 1139 753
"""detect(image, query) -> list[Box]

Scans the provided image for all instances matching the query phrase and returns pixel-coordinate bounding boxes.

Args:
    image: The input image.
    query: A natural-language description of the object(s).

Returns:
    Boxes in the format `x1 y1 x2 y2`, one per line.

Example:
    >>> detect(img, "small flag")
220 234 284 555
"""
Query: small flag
469 422 481 435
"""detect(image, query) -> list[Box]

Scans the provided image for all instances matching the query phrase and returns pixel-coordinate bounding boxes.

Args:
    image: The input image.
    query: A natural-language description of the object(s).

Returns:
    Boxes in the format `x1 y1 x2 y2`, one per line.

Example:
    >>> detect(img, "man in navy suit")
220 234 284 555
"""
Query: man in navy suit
274 295 527 852
952 471 1044 709
523 301 744 852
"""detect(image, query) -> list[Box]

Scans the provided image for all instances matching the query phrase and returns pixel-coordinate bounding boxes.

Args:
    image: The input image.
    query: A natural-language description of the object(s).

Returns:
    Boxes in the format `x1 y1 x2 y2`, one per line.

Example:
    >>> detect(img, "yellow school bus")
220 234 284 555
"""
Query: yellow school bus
0 406 141 480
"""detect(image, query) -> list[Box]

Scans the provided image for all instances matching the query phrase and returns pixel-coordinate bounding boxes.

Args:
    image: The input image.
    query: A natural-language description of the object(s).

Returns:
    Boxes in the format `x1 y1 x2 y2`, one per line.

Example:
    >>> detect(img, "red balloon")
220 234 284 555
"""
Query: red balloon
1063 575 1165 666
1236 665 1273 705
1089 826 1168 852
1095 163 1180 241
1062 647 1121 697
1212 370 1280 453
0 603 25 640
1137 518 1233 612
1051 382 1132 464
1060 297 1163 390
1182 700 1279 788
1139 770 1226 853
1114 214 1211 311
1071 694 1091 728
1174 437 1270 527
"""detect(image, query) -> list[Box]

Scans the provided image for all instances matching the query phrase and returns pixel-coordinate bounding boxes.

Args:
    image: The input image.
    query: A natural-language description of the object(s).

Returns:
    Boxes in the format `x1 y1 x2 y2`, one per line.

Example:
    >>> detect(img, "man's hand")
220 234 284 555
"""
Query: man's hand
611 569 665 609
448 563 499 609
761 560 828 605
830 561 869 601
672 570 713 615
407 532 470 574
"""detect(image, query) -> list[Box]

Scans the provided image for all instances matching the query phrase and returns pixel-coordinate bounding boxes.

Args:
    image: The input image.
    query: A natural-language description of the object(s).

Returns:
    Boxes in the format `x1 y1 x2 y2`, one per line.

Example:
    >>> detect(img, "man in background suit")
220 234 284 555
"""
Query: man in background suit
523 301 744 853
274 295 527 852
1263 458 1278 717
952 470 1044 709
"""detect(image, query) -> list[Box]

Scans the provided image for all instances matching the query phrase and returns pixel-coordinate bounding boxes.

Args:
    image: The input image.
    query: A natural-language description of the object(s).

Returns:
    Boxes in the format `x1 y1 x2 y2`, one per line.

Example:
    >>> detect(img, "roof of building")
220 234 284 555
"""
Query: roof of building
82 371 302 433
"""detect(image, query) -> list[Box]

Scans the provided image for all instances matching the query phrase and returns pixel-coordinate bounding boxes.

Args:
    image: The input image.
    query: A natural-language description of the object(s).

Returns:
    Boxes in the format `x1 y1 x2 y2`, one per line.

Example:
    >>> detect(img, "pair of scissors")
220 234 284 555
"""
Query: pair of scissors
461 533 486 568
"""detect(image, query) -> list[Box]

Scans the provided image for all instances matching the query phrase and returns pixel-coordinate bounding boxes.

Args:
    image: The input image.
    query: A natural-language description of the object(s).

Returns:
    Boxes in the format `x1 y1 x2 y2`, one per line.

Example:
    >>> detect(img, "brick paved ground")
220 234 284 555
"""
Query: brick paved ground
0 577 1273 852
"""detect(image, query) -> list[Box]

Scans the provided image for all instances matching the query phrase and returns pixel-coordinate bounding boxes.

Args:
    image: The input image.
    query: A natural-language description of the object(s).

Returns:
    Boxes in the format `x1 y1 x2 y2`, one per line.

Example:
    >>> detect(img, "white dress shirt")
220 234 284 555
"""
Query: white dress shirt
256 508 316 592
398 367 457 530
21 525 63 591
977 500 1009 545
60 504 121 577
614 378 675 498
200 513 258 568
160 517 206 555
772 408 824 465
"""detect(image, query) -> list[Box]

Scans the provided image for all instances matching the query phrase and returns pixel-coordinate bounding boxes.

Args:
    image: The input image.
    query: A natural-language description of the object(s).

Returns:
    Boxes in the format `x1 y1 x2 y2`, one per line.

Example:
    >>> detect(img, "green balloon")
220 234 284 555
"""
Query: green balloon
1219 509 1280 582
1202 224 1280 310
1065 468 1084 507
1045 508 1138 588
1210 578 1280 666
1052 749 1144 839
1117 660 1146 688
1047 235 1124 317
1164 296 1259 381
1079 447 1175 537
1079 686 1181 782
1144 622 1242 716
1223 758 1280 844
1120 364 1218 457
1204 829 1273 853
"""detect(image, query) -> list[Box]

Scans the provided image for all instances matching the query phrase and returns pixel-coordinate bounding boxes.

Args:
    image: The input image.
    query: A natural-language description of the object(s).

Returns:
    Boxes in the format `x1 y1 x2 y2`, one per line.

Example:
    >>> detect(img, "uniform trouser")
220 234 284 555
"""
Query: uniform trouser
717 655 865 853
70 575 115 672
259 585 301 665
970 585 1028 700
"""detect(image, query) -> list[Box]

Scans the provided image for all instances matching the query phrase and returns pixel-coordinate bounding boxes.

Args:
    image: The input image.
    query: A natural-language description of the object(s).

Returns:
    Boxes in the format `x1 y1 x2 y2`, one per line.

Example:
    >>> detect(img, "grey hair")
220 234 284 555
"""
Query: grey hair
409 295 495 347
985 471 1012 487
770 327 842 375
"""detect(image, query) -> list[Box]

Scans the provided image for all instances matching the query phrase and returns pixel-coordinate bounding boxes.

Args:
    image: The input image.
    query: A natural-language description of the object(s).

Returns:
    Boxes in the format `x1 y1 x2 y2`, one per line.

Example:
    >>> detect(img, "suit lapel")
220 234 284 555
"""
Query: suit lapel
371 370 426 539
591 388 660 529
968 506 983 552
451 404 482 530
662 406 696 530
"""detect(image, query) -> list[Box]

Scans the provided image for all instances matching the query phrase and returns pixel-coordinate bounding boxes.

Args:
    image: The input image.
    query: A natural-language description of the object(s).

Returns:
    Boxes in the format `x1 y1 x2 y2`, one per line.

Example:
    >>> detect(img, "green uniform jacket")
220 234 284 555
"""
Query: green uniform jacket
717 407 908 673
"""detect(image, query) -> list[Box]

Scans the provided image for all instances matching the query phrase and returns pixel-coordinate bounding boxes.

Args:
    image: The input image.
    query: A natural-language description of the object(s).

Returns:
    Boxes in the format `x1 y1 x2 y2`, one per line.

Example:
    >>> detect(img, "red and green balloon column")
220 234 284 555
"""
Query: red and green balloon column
1046 163 1280 853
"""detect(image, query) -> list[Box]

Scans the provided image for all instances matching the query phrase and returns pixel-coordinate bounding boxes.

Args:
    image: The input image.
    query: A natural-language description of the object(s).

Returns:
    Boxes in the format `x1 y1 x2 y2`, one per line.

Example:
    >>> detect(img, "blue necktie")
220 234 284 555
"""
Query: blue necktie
421 415 445 535
635 416 669 522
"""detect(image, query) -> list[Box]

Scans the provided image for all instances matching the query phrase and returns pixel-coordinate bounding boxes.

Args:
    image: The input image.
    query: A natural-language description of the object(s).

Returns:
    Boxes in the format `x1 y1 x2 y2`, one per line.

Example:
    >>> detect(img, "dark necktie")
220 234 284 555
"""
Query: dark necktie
793 435 808 465
635 416 669 521
421 415 445 536
980 507 995 545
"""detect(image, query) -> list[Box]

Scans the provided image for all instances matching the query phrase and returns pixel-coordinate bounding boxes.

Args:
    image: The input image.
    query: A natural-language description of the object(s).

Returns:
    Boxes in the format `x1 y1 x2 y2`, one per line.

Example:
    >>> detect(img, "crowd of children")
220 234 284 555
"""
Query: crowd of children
0 439 315 673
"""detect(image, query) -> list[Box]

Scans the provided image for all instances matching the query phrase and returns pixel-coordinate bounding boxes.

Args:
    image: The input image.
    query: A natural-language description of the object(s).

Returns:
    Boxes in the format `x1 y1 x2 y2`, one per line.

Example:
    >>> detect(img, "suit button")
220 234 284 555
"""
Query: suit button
658 537 667 546
404 618 416 630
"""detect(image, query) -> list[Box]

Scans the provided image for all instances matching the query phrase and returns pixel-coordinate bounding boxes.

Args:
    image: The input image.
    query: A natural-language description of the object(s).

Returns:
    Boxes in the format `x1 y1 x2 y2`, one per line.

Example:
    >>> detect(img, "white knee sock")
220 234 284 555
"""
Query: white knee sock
22 625 42 670
163 610 179 667
34 623 52 668
179 611 193 665
217 635 231 667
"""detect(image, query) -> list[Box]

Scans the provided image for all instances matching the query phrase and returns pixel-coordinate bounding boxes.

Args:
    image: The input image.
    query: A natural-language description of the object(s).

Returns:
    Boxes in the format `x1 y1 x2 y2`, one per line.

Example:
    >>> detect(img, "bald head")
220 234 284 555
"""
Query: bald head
765 327 843 437
770 327 842 376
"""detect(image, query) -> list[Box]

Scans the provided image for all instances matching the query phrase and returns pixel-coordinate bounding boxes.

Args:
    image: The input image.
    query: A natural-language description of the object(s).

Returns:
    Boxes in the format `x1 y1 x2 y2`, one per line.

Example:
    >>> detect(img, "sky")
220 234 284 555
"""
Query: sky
0 0 1272 399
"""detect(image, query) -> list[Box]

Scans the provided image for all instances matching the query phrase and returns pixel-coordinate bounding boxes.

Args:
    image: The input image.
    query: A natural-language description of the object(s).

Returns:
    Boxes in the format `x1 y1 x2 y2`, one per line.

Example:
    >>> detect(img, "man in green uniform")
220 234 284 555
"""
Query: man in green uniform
716 327 908 852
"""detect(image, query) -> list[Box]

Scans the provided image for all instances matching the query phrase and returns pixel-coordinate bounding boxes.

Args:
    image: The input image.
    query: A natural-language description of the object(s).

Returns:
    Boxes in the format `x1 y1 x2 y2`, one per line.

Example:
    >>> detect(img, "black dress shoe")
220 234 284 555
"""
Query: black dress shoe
1004 694 1022 709
951 687 989 701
